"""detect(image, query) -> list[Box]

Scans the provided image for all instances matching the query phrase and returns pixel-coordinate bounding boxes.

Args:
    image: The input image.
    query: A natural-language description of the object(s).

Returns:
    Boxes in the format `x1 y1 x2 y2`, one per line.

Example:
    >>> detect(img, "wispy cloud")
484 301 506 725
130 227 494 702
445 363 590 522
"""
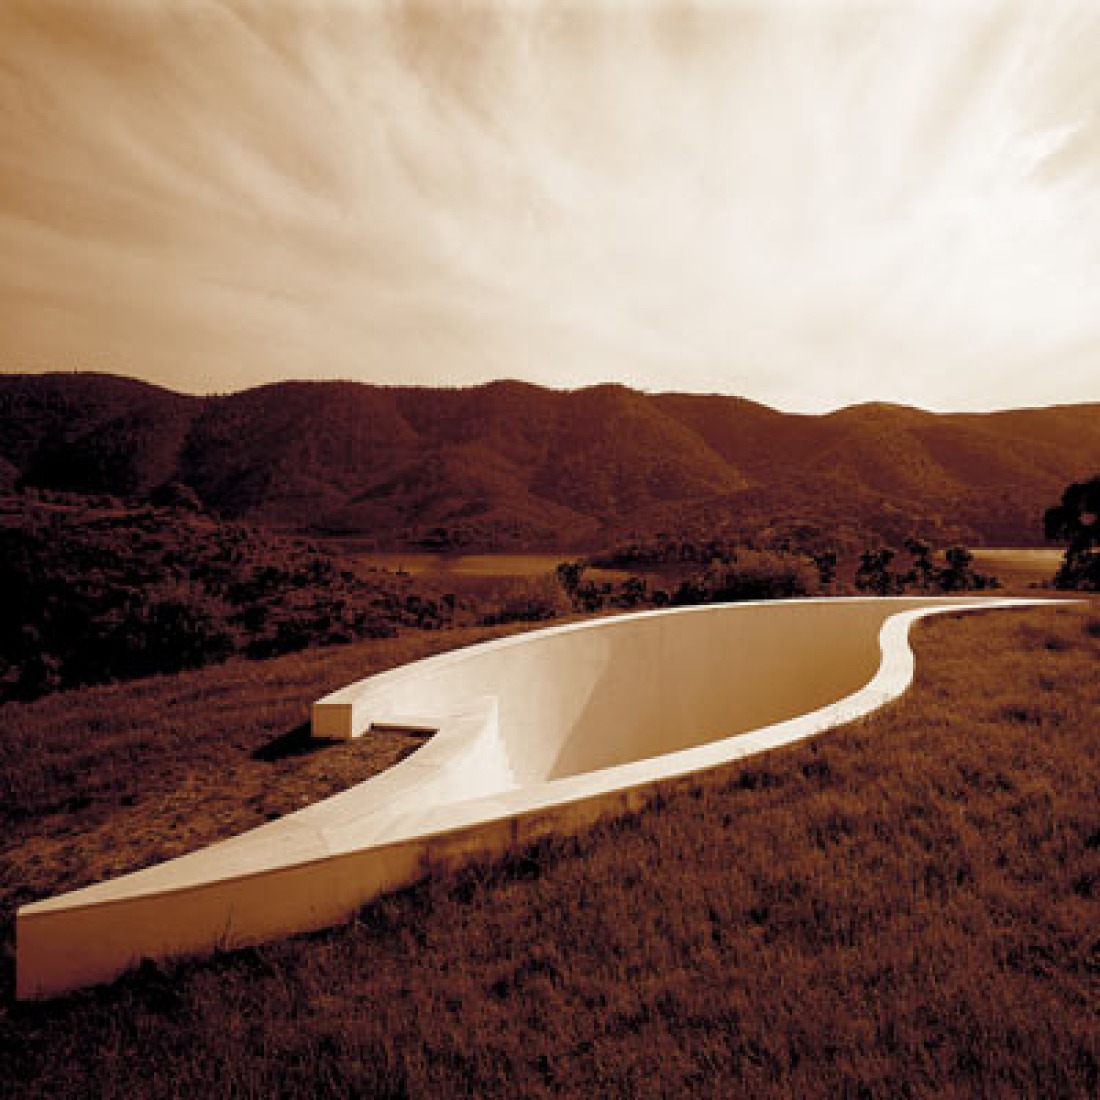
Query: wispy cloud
1 0 1098 410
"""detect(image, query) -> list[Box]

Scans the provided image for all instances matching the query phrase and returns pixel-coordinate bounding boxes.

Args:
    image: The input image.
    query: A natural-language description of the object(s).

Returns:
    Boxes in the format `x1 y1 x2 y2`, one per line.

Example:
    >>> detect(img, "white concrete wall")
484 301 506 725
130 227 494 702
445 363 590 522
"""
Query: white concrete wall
17 596 1056 998
314 598 980 777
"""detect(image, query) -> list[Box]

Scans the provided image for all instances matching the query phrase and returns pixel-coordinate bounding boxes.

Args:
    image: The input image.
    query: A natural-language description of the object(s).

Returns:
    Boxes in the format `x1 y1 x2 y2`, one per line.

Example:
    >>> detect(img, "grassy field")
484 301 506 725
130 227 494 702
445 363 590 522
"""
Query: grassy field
0 601 1097 1097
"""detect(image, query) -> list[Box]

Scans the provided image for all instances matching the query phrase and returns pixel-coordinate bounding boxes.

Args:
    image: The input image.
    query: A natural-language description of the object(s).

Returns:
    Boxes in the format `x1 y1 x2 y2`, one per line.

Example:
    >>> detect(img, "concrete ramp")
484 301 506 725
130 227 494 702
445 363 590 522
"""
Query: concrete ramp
16 596 1055 998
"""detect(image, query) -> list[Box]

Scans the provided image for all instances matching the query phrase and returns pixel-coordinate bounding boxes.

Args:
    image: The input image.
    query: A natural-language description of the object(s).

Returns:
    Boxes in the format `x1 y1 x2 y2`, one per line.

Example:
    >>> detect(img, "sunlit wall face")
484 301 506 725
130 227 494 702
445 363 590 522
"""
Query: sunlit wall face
1 0 1098 411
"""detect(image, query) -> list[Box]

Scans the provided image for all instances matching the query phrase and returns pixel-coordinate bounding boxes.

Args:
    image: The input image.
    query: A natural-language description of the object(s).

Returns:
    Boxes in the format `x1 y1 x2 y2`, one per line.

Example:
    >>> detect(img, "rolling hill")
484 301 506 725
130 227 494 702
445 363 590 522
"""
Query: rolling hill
1 372 1097 550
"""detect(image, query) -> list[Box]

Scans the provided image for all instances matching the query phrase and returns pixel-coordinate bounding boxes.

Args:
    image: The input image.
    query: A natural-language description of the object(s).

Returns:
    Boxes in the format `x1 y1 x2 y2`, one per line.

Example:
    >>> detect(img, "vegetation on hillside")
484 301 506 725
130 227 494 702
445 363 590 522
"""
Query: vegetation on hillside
0 604 1095 1097
4 373 1099 550
0 494 569 704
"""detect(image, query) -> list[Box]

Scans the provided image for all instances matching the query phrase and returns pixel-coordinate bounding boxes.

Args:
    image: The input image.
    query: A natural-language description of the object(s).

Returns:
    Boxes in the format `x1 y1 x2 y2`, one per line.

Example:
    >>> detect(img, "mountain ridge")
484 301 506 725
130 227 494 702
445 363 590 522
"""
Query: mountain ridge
2 372 1097 550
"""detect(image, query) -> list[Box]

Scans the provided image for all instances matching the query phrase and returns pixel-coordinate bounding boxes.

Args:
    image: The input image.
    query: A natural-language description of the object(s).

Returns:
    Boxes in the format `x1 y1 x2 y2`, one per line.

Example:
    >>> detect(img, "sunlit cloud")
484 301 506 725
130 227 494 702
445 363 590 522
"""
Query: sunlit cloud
1 0 1098 410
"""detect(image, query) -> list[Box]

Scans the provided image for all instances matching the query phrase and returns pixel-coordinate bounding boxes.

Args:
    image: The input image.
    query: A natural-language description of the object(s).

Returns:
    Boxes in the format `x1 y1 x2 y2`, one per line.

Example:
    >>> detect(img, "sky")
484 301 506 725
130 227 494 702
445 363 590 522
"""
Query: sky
1 0 1098 412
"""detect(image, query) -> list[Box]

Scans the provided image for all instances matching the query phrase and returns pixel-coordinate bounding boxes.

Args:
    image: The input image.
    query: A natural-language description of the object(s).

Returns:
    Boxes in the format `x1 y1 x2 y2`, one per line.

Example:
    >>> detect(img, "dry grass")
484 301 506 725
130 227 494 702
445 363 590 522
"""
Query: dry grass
0 624 532 964
1 602 1097 1098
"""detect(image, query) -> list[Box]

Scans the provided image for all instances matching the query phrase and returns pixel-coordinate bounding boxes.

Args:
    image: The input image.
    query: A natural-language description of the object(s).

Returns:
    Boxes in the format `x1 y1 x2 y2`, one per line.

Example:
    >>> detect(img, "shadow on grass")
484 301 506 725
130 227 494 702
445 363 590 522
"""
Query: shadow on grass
252 722 337 761
253 724 432 764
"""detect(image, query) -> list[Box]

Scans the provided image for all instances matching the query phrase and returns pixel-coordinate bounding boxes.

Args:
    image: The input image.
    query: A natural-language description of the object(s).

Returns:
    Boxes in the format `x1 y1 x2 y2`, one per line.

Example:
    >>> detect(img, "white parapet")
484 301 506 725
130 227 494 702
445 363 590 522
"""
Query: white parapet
16 596 1061 998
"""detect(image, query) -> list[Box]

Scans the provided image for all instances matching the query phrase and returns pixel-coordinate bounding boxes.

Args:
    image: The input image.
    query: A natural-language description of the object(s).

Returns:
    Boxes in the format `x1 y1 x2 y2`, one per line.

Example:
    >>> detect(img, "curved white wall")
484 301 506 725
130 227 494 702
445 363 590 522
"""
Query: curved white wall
316 598 937 779
17 596 1056 999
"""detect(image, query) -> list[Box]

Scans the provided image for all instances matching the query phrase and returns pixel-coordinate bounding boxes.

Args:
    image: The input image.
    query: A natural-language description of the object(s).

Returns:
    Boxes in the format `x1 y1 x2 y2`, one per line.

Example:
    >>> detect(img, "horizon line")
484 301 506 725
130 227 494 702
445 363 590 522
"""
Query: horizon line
2 366 1098 419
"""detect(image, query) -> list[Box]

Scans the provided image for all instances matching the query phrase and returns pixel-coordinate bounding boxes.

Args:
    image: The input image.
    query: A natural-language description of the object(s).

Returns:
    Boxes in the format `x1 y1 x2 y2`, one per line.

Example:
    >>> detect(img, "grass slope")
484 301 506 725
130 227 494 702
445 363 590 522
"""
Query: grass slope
0 603 1097 1097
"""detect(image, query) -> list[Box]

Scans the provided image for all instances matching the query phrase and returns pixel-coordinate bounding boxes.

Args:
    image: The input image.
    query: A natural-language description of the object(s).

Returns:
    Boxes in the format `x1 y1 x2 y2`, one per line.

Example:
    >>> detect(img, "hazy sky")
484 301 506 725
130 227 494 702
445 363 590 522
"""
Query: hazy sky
1 0 1098 411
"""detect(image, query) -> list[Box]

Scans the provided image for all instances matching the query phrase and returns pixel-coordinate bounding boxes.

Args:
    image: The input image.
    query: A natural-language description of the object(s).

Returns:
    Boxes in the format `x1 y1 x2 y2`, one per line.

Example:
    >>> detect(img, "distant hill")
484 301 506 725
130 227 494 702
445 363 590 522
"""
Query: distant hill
2 372 1098 550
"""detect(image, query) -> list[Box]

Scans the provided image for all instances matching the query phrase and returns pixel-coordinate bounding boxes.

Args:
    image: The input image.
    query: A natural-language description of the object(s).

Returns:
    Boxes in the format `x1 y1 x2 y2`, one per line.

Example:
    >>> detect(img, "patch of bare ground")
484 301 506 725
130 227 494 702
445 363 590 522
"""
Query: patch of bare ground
1 602 1097 1098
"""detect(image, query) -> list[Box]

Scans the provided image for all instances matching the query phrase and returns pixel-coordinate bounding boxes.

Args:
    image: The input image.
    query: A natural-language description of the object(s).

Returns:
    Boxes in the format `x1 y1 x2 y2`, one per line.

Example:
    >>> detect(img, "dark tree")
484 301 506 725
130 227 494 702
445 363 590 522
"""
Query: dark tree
855 548 900 596
903 538 935 589
618 575 648 608
1045 475 1100 591
555 560 585 603
938 546 974 592
811 550 837 589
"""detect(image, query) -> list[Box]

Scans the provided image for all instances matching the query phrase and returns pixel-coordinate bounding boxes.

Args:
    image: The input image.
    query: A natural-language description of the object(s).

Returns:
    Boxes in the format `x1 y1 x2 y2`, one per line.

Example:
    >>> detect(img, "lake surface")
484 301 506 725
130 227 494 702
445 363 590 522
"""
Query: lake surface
351 553 575 578
969 547 1062 588
968 548 1062 567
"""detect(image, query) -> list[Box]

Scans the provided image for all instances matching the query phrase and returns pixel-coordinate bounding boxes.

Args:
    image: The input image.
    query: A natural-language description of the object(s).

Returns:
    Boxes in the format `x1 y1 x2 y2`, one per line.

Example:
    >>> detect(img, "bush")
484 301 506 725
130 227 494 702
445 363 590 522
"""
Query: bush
481 577 569 625
673 550 817 605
